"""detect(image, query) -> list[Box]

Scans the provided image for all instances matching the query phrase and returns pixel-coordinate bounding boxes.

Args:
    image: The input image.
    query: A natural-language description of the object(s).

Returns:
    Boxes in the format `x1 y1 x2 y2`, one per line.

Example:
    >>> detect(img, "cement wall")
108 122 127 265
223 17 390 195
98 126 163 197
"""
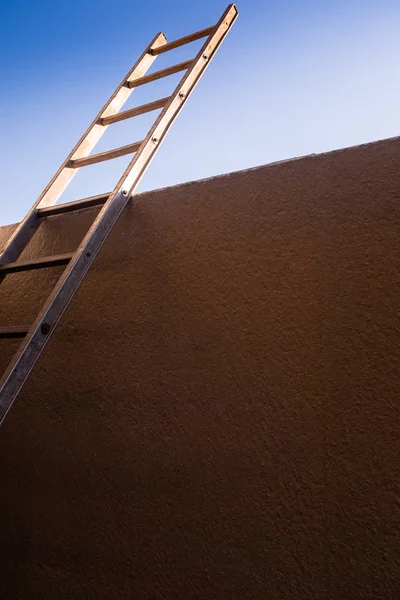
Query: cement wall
1 137 400 599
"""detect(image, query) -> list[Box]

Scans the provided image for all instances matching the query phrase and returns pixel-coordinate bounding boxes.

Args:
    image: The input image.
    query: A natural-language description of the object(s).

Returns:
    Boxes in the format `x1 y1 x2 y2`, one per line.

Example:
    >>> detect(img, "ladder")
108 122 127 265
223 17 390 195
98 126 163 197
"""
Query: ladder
0 4 238 425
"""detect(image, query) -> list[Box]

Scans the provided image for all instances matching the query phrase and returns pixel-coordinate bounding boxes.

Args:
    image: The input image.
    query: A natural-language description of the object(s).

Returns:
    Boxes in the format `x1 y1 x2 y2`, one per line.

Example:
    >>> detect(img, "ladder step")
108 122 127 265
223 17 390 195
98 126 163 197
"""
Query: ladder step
69 142 142 168
38 193 110 217
0 327 29 339
126 60 193 88
0 253 74 274
150 26 215 55
100 97 169 126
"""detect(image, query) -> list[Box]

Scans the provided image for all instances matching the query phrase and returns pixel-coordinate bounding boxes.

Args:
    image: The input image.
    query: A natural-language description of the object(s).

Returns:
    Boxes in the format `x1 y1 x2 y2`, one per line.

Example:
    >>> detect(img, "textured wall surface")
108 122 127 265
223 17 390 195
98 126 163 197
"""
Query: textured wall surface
1 137 400 599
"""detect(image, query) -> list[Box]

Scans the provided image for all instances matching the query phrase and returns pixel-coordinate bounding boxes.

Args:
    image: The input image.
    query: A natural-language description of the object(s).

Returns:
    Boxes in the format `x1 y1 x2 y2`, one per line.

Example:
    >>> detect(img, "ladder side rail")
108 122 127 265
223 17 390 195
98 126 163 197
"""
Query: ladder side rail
0 4 238 424
0 33 166 266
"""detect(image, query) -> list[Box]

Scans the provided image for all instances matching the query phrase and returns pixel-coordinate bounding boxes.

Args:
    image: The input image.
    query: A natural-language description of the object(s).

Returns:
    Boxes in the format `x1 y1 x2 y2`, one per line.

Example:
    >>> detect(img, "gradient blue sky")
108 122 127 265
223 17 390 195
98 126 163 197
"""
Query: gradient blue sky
1 0 400 224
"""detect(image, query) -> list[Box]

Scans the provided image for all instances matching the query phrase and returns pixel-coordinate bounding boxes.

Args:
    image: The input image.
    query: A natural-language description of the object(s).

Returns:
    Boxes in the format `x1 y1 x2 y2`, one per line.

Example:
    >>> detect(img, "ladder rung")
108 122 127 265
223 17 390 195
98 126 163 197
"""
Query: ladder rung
0 327 29 339
126 60 193 88
100 97 169 126
0 253 74 275
150 26 215 55
69 142 142 168
38 193 110 217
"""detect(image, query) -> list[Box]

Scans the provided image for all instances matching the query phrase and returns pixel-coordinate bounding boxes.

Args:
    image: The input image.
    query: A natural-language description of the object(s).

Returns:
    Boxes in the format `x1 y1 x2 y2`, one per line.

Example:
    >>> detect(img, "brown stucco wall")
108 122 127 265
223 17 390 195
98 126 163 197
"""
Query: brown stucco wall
1 137 400 599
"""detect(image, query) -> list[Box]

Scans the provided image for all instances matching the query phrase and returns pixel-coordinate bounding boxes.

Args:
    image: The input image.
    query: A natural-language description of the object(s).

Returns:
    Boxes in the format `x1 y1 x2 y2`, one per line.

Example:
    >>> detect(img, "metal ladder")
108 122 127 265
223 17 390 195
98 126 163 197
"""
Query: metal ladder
0 4 238 425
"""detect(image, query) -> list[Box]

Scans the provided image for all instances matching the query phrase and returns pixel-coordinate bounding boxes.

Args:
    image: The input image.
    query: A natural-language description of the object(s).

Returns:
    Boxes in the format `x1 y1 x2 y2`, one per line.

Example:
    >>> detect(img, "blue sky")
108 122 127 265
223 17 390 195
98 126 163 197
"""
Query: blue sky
1 0 400 224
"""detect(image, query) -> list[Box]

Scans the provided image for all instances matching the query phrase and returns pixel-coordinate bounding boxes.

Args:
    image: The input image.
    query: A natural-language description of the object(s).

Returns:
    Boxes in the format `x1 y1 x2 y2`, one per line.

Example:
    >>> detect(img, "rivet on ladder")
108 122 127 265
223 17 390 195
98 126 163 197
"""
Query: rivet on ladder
179 92 185 99
121 189 128 197
152 137 159 144
41 323 51 335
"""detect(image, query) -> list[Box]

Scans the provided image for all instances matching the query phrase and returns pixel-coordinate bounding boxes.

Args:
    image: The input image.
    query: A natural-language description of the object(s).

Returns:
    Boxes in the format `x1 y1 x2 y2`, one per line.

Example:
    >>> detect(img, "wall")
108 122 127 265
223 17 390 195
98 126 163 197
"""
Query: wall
0 137 400 599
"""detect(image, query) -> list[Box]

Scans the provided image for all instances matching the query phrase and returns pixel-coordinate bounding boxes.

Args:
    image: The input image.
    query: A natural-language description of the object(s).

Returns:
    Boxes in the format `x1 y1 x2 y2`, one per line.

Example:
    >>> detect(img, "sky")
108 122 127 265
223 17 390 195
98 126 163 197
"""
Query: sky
1 0 400 224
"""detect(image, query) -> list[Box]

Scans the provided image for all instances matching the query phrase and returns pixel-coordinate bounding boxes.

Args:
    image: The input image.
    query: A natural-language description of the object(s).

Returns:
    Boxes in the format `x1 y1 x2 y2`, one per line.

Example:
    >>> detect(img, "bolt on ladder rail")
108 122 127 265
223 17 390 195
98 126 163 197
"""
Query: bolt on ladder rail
0 4 238 425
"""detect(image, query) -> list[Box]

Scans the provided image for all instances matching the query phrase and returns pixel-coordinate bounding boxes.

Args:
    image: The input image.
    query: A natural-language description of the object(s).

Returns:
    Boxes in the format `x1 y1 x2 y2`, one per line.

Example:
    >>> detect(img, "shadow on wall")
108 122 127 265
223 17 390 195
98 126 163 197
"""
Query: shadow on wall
0 136 400 598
